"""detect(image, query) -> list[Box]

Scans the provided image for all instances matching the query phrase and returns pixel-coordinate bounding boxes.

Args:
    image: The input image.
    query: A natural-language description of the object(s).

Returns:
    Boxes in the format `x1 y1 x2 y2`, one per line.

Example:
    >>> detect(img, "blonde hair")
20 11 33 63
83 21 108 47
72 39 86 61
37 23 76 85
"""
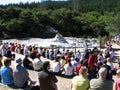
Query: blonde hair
79 66 88 75
116 69 120 75
107 57 111 62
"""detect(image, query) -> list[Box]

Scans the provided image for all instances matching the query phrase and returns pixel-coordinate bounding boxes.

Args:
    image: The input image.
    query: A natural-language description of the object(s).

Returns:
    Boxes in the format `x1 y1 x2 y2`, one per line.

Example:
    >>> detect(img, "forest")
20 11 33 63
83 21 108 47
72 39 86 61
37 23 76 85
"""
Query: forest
0 0 120 39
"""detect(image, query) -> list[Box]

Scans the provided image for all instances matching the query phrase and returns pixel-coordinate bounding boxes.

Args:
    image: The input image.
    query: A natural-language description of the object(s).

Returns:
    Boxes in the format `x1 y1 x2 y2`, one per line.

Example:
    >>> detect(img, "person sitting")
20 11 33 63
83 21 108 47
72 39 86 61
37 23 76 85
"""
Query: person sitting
76 59 86 75
52 55 61 76
89 67 113 90
0 54 3 81
13 58 36 88
106 57 114 71
23 55 34 70
114 69 120 90
87 48 99 80
71 66 89 90
63 59 74 78
33 54 42 71
101 59 112 80
0 54 3 68
0 58 13 85
6 48 12 59
38 61 58 90
59 56 66 71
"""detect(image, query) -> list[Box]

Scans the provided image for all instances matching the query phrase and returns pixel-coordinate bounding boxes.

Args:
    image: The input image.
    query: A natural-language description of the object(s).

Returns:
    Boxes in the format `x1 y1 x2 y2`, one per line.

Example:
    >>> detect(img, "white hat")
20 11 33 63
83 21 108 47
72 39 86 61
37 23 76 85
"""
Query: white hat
56 54 61 57
16 58 22 64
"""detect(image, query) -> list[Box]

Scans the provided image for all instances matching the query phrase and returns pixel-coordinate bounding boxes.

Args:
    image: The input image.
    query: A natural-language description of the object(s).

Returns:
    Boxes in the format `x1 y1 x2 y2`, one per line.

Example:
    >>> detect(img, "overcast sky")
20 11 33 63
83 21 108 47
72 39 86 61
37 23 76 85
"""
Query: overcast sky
0 0 66 5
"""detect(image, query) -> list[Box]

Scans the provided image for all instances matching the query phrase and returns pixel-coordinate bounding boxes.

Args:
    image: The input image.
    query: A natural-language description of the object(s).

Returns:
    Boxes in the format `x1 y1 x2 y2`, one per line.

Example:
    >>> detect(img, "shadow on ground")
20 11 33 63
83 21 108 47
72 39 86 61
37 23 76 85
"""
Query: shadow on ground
0 84 30 90
113 48 120 51
113 56 119 63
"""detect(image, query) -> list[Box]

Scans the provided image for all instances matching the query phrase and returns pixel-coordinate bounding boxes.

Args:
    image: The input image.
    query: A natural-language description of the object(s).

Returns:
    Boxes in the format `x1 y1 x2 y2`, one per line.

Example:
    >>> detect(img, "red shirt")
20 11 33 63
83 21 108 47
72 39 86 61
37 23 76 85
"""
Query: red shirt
88 55 97 69
76 64 82 75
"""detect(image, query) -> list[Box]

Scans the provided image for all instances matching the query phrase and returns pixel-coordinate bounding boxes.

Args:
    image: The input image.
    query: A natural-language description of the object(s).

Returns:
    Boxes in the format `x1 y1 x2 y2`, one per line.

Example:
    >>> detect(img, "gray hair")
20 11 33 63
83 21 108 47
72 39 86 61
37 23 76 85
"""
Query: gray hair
98 67 107 75
79 66 88 75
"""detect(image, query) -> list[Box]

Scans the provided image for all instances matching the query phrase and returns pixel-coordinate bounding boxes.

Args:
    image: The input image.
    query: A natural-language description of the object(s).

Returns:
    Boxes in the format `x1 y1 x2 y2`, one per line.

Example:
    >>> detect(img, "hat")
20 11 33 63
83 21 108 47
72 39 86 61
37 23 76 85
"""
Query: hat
56 54 61 57
16 58 22 64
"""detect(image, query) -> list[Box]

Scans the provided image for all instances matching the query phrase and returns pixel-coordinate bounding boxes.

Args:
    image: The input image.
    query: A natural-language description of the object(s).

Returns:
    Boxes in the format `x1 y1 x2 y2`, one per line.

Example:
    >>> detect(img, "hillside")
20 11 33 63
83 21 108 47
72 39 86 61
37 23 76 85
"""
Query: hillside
0 0 120 39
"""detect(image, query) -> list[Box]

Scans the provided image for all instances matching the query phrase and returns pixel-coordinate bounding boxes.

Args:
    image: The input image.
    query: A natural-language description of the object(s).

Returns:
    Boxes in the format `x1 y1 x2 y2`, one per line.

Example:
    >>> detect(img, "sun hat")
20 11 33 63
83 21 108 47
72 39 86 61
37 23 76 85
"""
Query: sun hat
56 54 61 57
16 58 22 64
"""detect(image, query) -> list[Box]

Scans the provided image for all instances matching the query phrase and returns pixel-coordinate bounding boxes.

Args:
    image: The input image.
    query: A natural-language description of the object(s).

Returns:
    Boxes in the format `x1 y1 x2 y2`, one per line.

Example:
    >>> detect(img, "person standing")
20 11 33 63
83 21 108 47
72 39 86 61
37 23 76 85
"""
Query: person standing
87 48 99 80
76 50 81 60
0 54 3 81
89 67 113 90
83 41 88 51
38 61 58 90
71 66 89 90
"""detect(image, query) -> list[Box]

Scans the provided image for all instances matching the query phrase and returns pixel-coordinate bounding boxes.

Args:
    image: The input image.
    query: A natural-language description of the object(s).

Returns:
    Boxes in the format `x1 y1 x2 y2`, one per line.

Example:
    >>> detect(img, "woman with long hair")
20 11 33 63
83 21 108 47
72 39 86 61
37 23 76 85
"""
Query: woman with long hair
63 59 74 78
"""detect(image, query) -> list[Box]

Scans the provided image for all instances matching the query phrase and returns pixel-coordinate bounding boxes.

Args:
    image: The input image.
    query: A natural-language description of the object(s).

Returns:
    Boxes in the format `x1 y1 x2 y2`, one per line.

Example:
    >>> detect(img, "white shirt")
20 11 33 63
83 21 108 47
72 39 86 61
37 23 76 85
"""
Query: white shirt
107 62 114 70
64 64 74 76
33 58 42 70
52 62 60 73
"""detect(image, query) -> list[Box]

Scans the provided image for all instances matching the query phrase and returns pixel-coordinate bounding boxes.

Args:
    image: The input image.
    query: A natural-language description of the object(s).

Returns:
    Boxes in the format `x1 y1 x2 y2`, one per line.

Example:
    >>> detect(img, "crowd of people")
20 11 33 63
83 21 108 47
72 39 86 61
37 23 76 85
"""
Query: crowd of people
0 35 120 90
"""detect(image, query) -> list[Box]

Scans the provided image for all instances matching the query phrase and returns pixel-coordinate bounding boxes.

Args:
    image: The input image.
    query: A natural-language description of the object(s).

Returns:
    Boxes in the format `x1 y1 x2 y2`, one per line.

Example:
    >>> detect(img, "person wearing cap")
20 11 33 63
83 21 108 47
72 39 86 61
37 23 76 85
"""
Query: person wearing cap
13 58 36 88
89 67 113 90
71 66 89 90
38 61 58 90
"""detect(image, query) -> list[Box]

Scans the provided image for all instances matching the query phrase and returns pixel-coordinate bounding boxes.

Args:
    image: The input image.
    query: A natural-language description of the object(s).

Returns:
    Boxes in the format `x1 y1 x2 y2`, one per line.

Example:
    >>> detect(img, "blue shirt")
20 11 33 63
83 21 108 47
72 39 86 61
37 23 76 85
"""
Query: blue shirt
0 66 13 85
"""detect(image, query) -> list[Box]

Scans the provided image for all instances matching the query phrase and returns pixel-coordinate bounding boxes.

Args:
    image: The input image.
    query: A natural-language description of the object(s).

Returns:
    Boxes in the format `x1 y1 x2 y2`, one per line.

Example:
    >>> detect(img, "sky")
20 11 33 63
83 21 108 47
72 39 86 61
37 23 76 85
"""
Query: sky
0 0 66 5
